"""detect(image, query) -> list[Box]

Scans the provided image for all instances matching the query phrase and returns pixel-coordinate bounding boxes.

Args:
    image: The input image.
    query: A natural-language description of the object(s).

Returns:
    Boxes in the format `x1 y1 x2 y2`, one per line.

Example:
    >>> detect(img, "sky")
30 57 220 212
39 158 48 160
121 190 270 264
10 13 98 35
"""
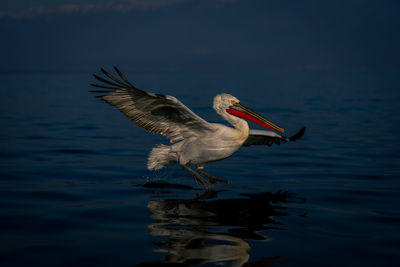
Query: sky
1 0 399 73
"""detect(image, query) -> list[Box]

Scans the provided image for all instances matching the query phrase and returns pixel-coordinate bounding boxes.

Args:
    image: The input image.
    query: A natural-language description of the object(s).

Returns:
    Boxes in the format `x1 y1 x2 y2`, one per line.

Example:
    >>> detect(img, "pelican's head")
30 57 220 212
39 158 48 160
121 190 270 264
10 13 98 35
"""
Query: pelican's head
213 93 285 133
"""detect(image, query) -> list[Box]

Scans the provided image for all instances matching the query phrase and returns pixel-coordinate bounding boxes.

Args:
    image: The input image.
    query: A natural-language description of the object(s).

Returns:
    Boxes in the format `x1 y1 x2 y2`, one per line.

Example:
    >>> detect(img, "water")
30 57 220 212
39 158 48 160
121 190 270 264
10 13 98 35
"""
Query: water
0 71 399 266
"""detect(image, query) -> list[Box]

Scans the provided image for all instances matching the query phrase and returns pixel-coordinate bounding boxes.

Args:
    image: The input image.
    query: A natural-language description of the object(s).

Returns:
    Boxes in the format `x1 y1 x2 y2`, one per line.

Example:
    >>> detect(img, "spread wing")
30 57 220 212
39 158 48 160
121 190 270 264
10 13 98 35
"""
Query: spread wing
243 127 306 147
90 67 215 143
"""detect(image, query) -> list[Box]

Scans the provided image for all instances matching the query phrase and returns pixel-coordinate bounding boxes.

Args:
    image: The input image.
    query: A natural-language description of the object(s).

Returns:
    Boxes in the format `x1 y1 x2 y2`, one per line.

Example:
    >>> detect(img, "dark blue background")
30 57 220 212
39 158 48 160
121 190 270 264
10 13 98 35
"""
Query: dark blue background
1 0 399 73
1 1 400 266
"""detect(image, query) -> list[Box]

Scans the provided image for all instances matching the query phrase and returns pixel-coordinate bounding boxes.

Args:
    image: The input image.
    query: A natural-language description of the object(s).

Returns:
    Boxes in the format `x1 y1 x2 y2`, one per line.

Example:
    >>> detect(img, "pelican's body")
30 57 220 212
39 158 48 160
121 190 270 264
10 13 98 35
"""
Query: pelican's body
91 67 305 185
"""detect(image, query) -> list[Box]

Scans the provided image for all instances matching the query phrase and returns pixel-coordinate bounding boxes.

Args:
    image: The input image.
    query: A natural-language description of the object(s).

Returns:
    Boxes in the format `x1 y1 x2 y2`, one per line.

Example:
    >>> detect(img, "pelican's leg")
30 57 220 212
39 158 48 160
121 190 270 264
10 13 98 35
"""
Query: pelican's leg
181 164 210 186
197 166 232 184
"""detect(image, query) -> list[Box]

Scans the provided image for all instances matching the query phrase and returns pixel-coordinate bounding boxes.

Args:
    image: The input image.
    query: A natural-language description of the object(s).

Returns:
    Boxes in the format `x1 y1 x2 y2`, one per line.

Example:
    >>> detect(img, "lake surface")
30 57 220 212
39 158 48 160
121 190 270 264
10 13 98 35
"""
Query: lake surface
0 70 399 266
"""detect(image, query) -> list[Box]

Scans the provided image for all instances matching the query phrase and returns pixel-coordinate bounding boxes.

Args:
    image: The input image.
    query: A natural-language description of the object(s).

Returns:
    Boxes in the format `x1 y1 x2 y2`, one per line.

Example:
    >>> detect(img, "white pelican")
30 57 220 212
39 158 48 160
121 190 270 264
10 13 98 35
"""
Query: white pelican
91 67 305 186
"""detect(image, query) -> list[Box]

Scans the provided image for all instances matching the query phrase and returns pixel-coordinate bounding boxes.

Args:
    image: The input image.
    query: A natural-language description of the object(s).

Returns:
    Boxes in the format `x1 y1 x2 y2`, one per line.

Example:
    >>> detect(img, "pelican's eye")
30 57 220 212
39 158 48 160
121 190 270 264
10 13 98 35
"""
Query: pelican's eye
230 99 237 105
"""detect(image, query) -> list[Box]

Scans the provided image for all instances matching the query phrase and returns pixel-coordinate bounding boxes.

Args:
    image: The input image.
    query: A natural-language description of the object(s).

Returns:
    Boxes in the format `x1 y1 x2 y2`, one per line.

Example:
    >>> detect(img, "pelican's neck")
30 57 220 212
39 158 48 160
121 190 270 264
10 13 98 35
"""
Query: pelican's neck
218 109 249 137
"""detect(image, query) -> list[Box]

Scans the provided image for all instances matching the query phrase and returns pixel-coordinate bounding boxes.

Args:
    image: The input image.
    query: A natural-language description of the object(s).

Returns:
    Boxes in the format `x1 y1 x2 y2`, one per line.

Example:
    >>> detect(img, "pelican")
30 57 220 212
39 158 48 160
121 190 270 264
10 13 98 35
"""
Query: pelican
90 67 305 186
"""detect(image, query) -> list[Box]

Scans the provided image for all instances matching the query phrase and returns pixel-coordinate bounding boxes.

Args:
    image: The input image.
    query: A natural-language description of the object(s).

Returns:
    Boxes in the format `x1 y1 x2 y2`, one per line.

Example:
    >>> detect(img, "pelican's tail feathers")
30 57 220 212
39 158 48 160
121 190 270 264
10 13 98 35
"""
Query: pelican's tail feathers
147 144 177 170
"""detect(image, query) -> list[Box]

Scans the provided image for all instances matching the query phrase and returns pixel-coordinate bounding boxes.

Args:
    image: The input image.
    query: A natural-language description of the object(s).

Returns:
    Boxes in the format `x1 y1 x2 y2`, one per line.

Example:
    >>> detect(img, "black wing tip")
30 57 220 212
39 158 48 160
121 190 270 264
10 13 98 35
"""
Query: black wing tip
113 66 121 73
90 66 142 98
113 66 136 88
289 126 306 141
92 66 137 89
91 67 129 88
89 83 119 90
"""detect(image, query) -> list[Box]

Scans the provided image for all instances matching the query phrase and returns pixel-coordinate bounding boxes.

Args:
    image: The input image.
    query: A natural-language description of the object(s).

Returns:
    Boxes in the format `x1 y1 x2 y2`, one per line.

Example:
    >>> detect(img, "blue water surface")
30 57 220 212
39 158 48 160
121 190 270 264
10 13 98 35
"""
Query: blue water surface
0 70 399 266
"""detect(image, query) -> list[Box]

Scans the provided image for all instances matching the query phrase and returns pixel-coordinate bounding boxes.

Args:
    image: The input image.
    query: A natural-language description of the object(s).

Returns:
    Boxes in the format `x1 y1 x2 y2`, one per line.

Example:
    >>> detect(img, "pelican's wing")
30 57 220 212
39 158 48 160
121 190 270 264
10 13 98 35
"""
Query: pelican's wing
90 67 215 143
243 127 305 147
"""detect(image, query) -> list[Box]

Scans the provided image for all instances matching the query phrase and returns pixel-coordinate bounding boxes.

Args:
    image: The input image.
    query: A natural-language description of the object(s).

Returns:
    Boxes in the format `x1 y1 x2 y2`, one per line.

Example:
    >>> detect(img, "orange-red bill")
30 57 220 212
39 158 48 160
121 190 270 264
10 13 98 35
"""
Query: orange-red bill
226 103 284 133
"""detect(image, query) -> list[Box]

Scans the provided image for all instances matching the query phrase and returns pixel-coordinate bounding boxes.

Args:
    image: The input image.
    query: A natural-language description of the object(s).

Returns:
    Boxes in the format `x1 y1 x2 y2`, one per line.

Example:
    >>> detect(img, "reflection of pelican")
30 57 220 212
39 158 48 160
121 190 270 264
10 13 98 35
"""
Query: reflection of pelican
91 67 305 185
137 190 296 266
